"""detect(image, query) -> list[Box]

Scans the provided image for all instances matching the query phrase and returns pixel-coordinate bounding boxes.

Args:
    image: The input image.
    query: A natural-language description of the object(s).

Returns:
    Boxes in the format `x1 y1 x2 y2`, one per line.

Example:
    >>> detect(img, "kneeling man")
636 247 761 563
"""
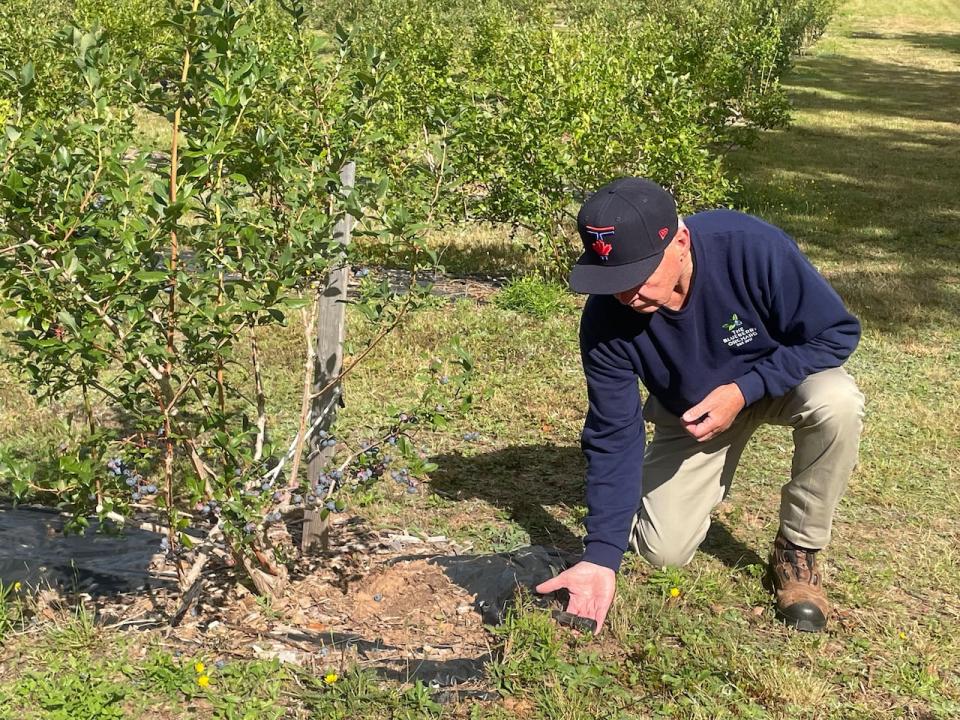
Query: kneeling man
538 177 864 633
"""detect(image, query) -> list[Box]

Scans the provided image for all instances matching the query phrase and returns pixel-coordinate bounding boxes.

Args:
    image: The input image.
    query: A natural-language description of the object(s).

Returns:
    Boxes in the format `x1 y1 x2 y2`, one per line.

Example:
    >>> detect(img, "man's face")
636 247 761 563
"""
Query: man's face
613 235 687 313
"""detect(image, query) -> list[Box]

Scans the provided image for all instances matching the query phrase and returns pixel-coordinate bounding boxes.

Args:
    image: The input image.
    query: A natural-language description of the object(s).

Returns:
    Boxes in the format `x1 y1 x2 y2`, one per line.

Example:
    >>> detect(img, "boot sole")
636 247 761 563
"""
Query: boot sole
775 608 827 633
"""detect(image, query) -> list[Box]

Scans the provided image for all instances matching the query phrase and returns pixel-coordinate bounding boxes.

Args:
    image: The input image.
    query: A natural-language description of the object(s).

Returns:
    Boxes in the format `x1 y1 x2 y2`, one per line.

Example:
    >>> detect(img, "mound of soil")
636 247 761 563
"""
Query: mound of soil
2 508 571 695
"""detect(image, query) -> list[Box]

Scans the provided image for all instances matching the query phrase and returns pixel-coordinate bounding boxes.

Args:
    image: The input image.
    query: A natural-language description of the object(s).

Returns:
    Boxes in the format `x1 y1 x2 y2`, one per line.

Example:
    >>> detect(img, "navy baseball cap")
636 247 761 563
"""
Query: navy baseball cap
569 177 678 295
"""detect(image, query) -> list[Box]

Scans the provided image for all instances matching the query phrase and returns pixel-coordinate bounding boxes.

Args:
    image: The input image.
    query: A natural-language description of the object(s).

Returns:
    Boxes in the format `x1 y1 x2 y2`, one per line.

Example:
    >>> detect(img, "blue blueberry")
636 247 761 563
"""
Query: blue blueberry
373 593 383 602
325 501 336 511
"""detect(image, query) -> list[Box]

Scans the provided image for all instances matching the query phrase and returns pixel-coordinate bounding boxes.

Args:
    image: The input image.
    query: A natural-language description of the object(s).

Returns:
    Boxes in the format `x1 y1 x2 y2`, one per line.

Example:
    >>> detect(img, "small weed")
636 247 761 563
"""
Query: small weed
0 579 26 641
255 594 283 621
298 667 444 719
46 603 98 653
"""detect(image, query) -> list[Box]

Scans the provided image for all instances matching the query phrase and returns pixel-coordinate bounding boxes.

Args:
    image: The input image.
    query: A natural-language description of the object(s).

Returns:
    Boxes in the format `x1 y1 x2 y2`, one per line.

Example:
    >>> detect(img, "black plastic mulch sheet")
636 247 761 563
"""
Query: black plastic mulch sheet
428 545 578 625
1 505 577 618
0 505 176 595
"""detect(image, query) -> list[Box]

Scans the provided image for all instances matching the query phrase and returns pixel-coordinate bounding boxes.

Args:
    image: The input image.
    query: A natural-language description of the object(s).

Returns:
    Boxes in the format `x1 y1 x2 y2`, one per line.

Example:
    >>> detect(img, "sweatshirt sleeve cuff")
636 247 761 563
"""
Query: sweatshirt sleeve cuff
734 370 765 407
581 541 624 572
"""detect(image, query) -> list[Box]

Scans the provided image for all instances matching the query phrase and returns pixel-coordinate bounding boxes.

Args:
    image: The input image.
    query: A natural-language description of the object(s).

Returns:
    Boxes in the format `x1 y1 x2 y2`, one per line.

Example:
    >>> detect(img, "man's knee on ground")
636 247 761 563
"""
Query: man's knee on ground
633 533 698 569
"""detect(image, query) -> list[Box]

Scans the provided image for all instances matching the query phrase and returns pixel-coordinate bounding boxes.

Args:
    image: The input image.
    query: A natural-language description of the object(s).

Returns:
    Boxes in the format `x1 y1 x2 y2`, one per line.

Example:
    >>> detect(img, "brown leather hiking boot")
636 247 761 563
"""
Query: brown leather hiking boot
768 532 829 632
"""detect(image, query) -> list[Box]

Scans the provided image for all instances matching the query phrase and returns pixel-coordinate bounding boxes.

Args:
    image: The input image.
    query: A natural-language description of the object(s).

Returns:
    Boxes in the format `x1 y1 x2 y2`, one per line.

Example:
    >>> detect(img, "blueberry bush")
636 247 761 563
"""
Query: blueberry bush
0 1 473 591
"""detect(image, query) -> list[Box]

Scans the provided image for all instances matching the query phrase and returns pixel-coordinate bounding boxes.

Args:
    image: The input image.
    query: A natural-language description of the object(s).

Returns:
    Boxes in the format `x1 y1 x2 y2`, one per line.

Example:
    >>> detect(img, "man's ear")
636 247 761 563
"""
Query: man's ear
673 224 691 252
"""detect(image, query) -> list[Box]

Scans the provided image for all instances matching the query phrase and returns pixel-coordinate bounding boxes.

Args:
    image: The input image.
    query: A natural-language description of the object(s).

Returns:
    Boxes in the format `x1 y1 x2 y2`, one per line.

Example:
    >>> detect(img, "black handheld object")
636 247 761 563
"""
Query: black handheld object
535 587 598 633
550 609 598 633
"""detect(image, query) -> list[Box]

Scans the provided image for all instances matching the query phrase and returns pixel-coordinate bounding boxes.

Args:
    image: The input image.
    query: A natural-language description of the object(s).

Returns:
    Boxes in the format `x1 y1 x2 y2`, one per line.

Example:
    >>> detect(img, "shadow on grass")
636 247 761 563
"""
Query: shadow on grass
728 51 960 333
701 521 765 569
430 444 767 570
849 30 960 56
430 444 586 553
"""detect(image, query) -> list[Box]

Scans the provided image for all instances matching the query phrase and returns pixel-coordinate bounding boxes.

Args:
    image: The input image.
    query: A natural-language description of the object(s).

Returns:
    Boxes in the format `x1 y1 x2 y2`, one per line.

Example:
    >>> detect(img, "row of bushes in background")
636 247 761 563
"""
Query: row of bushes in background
320 0 840 271
1 0 839 273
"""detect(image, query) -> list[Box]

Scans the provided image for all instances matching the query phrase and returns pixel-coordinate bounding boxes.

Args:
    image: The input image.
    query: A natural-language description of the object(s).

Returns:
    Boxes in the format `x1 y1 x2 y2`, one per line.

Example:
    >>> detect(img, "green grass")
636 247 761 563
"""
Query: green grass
2 0 960 717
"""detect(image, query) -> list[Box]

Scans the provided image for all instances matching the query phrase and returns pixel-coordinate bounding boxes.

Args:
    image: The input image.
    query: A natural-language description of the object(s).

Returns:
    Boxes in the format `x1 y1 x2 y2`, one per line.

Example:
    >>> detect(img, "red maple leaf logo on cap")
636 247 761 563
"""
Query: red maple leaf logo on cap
658 227 669 240
586 225 615 261
591 239 612 260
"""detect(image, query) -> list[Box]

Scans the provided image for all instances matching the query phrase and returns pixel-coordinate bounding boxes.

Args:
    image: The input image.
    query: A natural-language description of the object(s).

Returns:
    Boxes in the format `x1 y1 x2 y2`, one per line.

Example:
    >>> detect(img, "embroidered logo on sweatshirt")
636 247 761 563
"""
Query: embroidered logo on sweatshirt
722 313 742 331
722 312 758 348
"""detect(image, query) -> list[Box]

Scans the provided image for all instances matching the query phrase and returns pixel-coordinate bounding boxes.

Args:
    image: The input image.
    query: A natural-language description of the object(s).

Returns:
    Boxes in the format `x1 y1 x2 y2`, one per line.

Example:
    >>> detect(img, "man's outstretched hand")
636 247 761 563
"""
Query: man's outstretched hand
681 382 745 443
535 560 616 633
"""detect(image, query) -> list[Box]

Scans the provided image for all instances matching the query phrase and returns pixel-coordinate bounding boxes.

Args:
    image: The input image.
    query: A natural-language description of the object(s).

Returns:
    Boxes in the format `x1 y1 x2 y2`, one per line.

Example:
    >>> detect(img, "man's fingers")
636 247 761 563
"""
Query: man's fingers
687 414 720 440
535 575 565 595
682 402 709 424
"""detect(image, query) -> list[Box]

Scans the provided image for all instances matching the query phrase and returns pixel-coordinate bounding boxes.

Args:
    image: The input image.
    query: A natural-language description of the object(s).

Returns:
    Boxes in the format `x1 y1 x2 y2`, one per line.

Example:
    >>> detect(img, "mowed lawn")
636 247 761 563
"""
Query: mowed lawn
1 0 958 718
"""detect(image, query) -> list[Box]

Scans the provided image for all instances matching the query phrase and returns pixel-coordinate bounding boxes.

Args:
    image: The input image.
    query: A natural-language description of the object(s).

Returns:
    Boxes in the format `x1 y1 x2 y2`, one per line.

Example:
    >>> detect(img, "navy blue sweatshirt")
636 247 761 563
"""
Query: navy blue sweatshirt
578 209 861 571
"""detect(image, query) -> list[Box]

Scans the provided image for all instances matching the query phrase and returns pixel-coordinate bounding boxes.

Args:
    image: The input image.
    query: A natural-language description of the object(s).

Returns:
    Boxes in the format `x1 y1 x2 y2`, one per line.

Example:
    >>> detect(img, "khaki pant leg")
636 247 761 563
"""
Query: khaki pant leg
757 366 865 550
630 395 762 568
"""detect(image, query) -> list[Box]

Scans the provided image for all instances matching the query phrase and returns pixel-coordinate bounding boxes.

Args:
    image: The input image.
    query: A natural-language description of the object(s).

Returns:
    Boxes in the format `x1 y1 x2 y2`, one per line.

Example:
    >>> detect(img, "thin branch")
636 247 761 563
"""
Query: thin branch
260 388 341 486
251 328 267 462
285 300 318 492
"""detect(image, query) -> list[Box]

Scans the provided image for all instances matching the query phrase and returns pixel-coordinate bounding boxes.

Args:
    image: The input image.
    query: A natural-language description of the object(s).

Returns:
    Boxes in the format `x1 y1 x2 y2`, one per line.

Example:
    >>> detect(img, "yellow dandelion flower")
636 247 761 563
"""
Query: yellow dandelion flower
324 672 338 685
197 674 211 688
194 661 205 674
12 581 21 592
670 587 680 598
898 631 907 640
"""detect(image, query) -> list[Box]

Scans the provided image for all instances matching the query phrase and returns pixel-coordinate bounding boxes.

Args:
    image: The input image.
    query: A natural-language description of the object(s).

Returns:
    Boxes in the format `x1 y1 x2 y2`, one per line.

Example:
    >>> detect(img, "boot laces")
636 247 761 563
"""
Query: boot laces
778 540 819 585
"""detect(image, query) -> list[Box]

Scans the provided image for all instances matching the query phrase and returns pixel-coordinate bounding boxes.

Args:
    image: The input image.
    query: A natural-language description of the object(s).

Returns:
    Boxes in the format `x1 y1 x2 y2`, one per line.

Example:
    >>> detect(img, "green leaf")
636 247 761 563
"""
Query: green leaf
78 31 97 58
57 310 79 332
19 62 34 89
280 296 310 310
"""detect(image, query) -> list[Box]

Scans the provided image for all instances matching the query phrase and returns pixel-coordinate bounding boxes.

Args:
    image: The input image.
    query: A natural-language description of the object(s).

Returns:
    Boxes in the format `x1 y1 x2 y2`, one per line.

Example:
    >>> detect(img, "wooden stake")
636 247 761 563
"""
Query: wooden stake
302 162 354 553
